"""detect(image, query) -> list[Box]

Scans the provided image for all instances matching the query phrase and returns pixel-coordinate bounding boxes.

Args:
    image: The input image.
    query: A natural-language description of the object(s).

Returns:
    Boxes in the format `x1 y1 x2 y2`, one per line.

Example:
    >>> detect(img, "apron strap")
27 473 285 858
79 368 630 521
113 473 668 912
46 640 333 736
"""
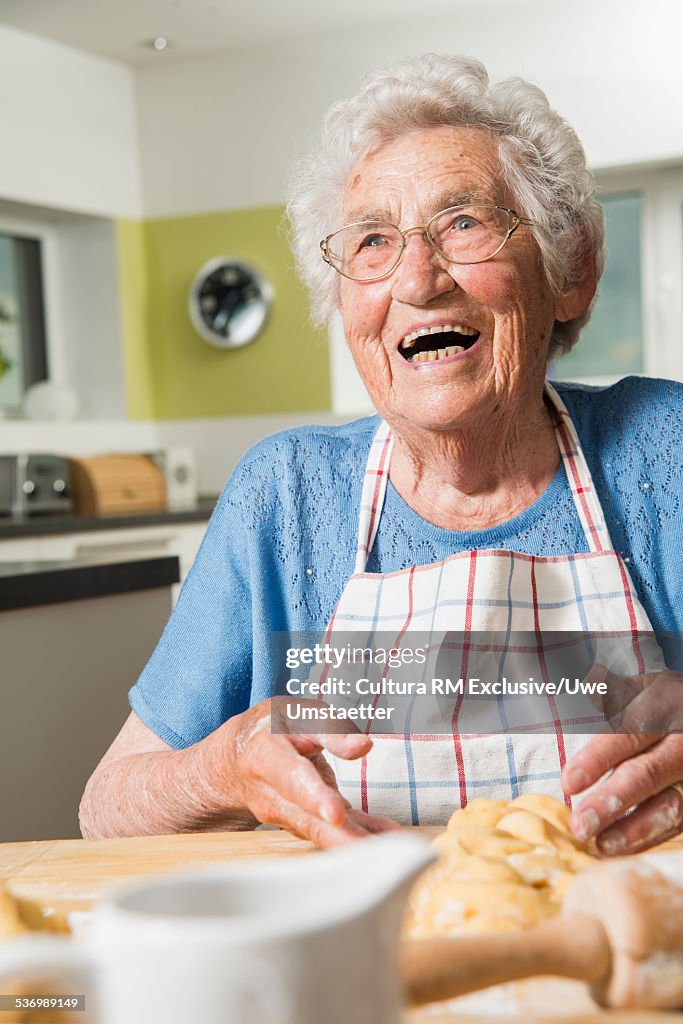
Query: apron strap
354 385 613 570
354 420 393 574
544 382 611 554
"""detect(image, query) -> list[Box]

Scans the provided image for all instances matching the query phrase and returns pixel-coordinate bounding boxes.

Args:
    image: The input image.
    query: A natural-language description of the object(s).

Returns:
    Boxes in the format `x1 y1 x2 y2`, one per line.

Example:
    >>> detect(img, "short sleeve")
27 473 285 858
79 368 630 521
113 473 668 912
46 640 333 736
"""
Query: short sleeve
129 480 253 749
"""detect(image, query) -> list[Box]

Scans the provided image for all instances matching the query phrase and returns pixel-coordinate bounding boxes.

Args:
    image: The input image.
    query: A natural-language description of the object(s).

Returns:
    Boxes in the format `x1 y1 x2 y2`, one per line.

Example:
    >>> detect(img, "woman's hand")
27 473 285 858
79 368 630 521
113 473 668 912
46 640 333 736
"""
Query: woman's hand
562 669 683 854
201 697 399 848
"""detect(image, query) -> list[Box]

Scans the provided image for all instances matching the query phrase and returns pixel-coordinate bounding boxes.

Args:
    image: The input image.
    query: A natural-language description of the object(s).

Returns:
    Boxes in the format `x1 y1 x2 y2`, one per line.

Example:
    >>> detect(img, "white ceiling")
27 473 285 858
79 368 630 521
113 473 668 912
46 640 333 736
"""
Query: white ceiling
0 0 504 67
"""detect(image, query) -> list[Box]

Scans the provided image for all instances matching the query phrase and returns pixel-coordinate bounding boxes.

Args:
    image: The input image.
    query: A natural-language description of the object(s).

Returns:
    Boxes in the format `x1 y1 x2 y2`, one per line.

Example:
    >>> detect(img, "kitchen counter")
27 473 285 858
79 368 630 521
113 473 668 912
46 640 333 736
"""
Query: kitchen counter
0 496 217 539
0 556 180 612
1 828 682 1022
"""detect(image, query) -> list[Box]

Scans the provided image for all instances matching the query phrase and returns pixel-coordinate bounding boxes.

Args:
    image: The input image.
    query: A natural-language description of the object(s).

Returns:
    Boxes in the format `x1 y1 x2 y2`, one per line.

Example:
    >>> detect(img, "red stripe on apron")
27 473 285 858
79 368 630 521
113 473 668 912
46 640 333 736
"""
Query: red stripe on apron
450 550 478 809
555 418 604 553
360 432 393 562
616 555 647 675
360 565 417 812
531 554 569 804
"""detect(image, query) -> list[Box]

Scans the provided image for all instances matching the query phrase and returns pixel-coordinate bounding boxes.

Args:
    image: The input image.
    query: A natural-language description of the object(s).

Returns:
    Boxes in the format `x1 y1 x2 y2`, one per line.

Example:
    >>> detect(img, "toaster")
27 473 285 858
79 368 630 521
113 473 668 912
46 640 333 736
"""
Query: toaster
0 454 73 517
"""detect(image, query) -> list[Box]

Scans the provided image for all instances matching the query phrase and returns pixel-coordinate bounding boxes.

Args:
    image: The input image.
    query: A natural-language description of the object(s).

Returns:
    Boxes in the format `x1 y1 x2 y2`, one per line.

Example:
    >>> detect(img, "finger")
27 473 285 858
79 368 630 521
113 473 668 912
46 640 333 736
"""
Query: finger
568 733 683 841
307 751 398 836
580 668 683 735
310 753 356 817
287 736 373 824
311 752 341 790
245 731 348 825
616 673 683 735
580 663 623 720
292 731 374 761
596 785 683 856
562 731 660 796
309 755 400 833
258 787 383 848
582 664 644 728
271 696 374 758
345 808 402 834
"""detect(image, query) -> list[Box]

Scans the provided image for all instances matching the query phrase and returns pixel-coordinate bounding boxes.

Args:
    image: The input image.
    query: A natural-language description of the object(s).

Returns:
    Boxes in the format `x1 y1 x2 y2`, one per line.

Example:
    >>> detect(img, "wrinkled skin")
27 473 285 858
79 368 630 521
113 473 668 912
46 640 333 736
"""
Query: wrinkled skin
208 697 400 846
563 668 683 854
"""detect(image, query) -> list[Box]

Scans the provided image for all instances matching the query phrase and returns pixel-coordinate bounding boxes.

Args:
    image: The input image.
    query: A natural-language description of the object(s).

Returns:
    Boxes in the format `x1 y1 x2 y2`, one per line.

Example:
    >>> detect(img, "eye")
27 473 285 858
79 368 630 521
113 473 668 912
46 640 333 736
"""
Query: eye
450 214 481 232
358 232 390 250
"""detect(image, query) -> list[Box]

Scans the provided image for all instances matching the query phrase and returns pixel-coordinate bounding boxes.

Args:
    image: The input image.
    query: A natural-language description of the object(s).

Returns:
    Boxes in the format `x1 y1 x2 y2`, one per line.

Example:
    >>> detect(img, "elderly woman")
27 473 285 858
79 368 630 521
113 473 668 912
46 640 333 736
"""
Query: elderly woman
80 54 683 855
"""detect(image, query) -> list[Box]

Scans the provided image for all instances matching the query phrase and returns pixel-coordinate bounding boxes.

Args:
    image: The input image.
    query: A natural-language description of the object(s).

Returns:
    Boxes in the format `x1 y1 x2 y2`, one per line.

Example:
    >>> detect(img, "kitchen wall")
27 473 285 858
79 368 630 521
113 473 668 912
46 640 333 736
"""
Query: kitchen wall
135 0 683 220
2 0 683 488
0 25 141 217
0 21 330 427
0 412 345 501
0 24 141 423
0 21 332 485
117 207 328 421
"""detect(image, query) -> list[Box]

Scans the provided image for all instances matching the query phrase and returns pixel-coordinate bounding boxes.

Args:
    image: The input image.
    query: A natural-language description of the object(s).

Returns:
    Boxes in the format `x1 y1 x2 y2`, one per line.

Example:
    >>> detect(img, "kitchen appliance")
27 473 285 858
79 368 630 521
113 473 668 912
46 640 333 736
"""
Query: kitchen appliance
150 445 198 510
0 454 72 516
66 454 166 516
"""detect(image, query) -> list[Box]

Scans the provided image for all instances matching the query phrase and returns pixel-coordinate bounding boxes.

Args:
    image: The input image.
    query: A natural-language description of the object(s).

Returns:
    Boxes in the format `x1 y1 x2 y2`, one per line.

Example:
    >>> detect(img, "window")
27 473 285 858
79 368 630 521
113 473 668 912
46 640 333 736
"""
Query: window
554 193 644 380
552 167 683 386
0 232 48 410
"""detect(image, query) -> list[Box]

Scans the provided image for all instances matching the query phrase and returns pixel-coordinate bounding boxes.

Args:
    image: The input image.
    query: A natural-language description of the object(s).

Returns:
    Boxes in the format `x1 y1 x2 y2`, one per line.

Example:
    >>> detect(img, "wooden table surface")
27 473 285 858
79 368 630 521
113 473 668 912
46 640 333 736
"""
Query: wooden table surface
1 828 682 1023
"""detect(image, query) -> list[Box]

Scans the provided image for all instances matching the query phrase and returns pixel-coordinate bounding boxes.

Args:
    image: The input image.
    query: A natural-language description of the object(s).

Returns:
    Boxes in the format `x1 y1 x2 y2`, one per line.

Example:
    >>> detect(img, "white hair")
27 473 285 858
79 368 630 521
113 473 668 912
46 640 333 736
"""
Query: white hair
286 53 605 358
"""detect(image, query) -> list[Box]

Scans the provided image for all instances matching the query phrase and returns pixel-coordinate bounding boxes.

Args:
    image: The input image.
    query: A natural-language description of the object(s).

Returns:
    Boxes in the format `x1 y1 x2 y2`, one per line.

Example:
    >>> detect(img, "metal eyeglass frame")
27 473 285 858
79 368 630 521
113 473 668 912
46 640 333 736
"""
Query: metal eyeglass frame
319 204 533 282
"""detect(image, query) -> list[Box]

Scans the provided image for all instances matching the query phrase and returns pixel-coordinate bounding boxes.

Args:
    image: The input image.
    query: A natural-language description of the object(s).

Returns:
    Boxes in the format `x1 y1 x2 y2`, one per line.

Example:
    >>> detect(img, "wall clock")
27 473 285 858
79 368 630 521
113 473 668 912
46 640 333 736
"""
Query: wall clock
188 257 273 349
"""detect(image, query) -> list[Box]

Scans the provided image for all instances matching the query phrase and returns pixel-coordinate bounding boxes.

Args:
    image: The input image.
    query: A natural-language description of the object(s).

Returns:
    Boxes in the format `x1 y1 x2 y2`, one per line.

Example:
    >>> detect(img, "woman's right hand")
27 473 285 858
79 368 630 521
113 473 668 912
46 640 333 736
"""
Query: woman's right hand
199 697 400 847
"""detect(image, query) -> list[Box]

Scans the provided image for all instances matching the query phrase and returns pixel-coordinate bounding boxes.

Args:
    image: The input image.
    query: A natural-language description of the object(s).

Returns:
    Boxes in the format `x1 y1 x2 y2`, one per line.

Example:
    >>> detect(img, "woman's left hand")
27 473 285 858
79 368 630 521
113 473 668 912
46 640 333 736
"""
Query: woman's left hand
562 669 683 854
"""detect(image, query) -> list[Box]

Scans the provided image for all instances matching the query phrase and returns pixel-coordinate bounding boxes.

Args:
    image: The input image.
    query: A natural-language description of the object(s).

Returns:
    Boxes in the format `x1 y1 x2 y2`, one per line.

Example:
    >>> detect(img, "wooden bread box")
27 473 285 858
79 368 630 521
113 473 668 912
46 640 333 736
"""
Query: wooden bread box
66 455 166 515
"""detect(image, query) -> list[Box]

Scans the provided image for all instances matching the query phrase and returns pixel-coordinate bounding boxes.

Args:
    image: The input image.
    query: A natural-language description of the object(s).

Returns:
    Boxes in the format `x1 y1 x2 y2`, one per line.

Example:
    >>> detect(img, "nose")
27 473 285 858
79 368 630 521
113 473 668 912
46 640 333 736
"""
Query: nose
391 230 457 306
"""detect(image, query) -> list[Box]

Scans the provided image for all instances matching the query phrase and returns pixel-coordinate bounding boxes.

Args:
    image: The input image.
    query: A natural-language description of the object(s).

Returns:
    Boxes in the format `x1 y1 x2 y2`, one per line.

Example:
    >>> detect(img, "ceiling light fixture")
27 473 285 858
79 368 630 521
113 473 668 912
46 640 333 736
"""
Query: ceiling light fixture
149 36 169 51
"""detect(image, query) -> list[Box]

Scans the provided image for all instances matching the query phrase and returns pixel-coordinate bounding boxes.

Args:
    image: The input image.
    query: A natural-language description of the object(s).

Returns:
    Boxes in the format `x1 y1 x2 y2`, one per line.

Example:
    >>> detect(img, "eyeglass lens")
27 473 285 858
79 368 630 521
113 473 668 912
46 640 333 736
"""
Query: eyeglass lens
327 205 514 280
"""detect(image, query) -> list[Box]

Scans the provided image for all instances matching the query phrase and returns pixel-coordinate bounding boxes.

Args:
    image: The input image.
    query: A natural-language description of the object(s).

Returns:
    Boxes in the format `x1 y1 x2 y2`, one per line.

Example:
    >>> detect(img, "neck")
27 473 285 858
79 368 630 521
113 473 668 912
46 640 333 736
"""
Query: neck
388 391 560 531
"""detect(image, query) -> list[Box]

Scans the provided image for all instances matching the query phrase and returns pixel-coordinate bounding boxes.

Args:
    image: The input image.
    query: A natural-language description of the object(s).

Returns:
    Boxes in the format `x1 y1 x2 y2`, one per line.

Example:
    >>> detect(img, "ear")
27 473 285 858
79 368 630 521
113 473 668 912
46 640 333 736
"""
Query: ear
554 246 597 323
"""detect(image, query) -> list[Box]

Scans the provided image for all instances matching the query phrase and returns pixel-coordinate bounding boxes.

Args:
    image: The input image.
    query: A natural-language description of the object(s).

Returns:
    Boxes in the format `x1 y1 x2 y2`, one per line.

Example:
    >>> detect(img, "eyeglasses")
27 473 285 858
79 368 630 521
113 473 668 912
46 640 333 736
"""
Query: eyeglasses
320 204 533 282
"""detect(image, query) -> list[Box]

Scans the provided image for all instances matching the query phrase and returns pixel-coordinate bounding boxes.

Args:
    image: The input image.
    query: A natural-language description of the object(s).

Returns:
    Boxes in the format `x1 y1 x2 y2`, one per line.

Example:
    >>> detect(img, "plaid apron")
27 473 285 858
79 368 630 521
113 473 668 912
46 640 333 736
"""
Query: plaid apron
324 383 662 825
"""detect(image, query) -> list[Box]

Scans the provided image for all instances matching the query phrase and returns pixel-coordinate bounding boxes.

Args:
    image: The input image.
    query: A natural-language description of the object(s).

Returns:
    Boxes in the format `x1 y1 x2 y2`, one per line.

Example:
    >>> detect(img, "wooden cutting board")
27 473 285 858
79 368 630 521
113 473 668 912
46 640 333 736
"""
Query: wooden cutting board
0 828 325 913
1 828 682 1022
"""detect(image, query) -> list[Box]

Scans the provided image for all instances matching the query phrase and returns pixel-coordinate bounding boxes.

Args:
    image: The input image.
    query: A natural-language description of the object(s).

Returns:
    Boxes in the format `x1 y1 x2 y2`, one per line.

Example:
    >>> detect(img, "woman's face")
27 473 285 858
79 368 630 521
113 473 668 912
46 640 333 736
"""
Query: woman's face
337 125 577 435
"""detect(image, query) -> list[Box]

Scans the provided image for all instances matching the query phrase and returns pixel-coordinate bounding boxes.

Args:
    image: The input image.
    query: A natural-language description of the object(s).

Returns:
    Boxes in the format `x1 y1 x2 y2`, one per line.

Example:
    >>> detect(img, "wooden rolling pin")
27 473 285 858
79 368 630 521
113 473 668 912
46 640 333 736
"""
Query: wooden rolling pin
401 859 683 1010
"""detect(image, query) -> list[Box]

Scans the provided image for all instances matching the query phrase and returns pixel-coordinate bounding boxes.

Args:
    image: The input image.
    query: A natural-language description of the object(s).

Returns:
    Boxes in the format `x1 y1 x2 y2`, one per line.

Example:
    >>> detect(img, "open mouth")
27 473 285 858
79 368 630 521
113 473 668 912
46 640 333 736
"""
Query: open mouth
398 324 480 363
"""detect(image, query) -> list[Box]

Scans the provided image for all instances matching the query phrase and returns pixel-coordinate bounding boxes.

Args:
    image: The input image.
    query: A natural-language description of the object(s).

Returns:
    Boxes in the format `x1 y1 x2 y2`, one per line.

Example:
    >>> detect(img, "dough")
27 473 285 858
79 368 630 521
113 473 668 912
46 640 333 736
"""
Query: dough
0 883 69 936
0 884 70 1024
0 884 30 938
405 794 595 937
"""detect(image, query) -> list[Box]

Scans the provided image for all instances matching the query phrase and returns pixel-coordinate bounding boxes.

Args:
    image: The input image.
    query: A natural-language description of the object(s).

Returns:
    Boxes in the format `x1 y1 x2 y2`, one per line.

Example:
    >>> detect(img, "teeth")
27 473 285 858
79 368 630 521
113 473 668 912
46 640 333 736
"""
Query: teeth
401 324 478 349
409 345 465 363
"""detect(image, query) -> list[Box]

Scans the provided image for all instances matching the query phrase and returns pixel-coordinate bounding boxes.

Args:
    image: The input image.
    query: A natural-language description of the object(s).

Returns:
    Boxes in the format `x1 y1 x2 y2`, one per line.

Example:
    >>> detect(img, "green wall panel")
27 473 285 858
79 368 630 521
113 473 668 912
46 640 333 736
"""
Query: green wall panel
118 206 330 420
116 219 155 420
